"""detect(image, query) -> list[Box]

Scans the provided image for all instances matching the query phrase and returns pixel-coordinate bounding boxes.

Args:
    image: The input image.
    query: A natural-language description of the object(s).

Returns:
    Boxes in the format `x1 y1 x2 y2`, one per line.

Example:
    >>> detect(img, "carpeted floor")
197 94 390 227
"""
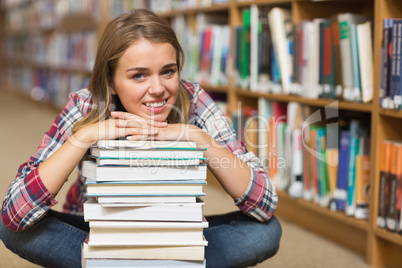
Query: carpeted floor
0 89 373 267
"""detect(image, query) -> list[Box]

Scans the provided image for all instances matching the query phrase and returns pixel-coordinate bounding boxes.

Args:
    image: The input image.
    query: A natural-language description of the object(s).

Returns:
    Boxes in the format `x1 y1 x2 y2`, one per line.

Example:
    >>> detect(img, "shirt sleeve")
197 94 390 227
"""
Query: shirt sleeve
183 81 278 222
1 91 91 231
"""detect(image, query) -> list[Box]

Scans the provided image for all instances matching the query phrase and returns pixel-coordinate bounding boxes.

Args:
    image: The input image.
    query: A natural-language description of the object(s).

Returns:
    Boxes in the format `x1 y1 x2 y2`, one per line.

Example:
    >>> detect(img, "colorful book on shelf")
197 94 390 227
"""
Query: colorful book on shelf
354 135 371 220
87 219 208 246
83 198 204 222
321 19 337 100
240 8 251 89
331 13 344 98
380 18 393 109
391 20 402 109
326 123 339 211
346 120 361 216
82 160 207 182
85 180 206 196
377 140 393 228
268 7 293 95
337 13 369 101
386 142 402 232
350 23 362 102
334 130 350 211
357 20 374 103
316 127 330 207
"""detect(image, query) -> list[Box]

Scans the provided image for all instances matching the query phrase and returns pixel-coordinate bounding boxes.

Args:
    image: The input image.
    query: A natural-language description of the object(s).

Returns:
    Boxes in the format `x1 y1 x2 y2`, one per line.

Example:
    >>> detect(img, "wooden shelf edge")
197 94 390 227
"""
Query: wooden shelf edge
375 227 402 246
277 191 369 231
200 83 228 93
157 2 231 17
236 89 373 112
379 108 402 119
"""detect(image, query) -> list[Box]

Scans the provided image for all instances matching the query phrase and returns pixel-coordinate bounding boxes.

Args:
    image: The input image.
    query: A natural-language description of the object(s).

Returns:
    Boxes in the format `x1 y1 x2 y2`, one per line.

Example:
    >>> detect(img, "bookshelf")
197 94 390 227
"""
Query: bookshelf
1 0 402 267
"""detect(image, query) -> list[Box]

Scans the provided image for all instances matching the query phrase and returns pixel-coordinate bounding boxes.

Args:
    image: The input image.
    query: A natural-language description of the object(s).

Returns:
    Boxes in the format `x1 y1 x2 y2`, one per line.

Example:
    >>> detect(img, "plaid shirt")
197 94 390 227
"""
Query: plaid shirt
1 80 277 231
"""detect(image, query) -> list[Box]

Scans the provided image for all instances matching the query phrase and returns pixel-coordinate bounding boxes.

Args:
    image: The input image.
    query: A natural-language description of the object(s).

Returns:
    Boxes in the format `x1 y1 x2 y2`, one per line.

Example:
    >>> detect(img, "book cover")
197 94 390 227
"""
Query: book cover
88 220 208 246
346 120 361 216
82 258 206 268
81 242 206 261
357 21 374 103
350 23 362 102
331 13 344 98
386 143 402 232
90 147 206 159
377 141 393 228
83 198 204 222
96 139 197 149
96 195 199 204
90 156 206 167
354 134 371 220
82 160 207 182
268 7 293 94
335 130 350 211
337 13 369 101
86 180 206 196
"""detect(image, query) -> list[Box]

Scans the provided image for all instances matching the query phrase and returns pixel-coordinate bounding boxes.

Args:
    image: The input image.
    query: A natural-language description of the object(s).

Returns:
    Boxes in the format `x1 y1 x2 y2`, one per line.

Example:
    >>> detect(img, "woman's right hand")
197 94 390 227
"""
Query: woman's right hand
71 112 167 148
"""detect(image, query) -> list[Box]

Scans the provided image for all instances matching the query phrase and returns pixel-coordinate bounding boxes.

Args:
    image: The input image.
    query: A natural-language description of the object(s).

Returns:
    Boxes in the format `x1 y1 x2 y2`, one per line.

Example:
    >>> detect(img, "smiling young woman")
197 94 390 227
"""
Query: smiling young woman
0 9 281 268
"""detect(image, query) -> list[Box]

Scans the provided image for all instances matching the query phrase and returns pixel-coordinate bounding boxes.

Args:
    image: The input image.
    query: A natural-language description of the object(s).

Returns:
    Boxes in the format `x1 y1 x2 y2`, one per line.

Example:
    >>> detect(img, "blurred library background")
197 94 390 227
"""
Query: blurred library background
1 0 402 267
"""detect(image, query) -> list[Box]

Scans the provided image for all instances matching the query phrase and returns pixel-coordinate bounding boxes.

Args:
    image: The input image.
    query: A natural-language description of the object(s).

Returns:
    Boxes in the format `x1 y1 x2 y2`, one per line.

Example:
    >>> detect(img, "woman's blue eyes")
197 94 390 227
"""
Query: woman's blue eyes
133 74 144 80
132 69 176 80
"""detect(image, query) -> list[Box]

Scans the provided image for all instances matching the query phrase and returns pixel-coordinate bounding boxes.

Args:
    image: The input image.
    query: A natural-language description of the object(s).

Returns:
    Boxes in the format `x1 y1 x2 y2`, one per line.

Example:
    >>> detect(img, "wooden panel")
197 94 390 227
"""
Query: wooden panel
276 191 368 255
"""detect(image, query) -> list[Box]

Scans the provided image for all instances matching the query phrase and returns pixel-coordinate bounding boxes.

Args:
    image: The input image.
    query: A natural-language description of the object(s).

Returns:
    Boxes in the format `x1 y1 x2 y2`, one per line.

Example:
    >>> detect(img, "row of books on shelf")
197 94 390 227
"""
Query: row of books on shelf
380 18 402 110
233 98 371 219
109 0 229 18
377 140 402 234
4 66 90 109
235 6 374 103
5 30 97 72
4 0 101 31
172 13 230 87
82 139 208 267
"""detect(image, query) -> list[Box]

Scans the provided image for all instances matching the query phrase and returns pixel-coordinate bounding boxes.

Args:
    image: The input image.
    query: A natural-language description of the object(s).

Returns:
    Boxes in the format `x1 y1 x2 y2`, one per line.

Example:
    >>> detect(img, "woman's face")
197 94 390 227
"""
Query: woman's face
112 38 179 122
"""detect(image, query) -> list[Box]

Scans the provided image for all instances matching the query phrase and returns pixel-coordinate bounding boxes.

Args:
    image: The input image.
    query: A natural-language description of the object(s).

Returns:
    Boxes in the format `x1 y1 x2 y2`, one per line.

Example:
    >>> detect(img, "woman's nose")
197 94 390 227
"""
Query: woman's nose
148 77 165 96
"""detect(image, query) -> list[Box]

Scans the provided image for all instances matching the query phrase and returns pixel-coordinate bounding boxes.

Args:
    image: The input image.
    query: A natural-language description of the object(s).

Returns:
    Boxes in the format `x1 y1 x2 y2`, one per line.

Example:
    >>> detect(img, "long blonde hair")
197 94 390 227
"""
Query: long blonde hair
72 9 189 133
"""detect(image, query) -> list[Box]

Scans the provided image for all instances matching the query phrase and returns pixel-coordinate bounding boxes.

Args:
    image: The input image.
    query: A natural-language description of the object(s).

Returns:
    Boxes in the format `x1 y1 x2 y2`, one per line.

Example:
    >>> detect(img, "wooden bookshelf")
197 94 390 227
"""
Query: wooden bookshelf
1 0 402 267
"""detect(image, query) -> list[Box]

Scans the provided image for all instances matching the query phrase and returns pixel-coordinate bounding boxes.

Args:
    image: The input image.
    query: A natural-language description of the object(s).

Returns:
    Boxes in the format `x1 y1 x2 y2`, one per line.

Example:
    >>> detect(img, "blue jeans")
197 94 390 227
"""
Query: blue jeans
0 210 281 268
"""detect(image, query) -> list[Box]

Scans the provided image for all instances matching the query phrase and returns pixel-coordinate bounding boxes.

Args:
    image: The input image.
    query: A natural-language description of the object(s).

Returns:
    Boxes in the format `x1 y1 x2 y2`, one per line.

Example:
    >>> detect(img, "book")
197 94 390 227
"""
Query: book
331 13 344 98
337 13 369 101
268 7 293 94
354 134 371 220
386 142 402 232
377 140 393 228
380 19 393 109
357 21 374 103
81 242 206 261
86 180 206 196
82 160 207 182
83 198 204 222
89 156 206 167
90 147 205 159
346 120 361 216
334 130 350 211
96 139 197 149
96 196 199 204
82 258 206 268
87 220 208 246
350 23 362 102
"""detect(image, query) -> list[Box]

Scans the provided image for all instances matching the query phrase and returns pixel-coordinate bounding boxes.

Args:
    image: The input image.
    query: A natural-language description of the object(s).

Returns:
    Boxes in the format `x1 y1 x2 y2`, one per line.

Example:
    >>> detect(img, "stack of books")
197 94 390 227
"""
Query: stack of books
81 139 208 268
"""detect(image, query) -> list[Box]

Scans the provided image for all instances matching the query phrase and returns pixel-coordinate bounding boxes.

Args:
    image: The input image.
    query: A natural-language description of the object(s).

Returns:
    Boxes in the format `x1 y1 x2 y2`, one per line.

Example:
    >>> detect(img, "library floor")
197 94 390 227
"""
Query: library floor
0 89 374 268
